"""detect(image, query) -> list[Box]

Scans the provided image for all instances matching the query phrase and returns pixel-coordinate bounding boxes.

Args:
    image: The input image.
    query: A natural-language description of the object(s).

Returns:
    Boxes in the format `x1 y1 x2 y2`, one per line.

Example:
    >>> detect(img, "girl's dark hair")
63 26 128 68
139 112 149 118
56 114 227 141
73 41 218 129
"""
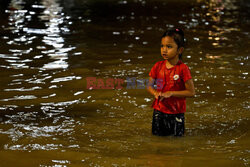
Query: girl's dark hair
161 28 185 59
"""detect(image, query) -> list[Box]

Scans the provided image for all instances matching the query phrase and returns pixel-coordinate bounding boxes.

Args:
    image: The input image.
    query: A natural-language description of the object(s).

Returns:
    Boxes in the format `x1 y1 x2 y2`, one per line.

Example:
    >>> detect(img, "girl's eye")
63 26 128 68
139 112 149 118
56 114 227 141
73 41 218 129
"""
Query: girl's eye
167 45 172 48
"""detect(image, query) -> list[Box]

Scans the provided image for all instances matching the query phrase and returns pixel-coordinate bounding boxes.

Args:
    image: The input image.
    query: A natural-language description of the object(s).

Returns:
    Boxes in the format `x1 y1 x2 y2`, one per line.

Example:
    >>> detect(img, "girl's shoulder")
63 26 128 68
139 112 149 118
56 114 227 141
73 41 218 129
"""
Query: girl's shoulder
178 61 190 70
153 60 165 67
177 62 192 78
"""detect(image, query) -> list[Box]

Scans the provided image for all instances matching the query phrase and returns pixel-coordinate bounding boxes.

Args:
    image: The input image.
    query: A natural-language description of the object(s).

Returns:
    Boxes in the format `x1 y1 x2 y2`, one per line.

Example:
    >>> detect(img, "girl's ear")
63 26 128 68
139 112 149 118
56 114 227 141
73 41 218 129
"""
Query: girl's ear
178 47 184 54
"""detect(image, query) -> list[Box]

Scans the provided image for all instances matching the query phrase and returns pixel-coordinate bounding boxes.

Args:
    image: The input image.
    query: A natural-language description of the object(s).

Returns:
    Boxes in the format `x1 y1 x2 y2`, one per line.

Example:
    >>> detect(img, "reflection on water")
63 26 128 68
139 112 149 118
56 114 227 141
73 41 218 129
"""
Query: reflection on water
0 0 249 166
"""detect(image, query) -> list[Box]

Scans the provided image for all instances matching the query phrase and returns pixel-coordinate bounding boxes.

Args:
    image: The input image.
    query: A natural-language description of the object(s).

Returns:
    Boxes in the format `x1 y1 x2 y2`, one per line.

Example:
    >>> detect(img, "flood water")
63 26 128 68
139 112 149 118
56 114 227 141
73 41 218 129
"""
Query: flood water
0 0 249 166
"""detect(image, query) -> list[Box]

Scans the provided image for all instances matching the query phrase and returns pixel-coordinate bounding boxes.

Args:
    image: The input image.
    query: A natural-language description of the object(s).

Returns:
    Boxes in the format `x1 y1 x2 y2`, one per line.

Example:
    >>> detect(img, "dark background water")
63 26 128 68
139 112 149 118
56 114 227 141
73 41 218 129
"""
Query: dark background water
0 0 249 166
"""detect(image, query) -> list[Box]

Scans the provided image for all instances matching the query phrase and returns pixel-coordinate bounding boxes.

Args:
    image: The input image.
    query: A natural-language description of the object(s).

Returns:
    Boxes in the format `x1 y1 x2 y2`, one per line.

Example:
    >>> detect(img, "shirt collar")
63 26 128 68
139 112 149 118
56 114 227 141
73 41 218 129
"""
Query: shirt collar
165 60 182 70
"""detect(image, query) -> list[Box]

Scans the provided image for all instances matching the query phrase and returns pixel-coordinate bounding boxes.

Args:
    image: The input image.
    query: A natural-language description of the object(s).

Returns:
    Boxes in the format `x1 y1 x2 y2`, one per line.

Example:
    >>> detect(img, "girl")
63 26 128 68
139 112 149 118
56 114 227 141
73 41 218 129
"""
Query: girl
147 28 195 136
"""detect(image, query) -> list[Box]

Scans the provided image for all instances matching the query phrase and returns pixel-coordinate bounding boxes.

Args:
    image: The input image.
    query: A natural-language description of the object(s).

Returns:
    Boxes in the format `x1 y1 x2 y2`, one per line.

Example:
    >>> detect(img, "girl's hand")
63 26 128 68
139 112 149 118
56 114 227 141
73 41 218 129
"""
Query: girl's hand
154 91 162 99
160 91 173 101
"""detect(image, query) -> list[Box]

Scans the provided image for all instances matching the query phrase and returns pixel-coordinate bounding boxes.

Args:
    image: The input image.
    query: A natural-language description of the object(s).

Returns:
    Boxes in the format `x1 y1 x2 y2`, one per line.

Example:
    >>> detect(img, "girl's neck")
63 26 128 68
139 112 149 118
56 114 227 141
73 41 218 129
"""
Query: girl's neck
166 58 179 68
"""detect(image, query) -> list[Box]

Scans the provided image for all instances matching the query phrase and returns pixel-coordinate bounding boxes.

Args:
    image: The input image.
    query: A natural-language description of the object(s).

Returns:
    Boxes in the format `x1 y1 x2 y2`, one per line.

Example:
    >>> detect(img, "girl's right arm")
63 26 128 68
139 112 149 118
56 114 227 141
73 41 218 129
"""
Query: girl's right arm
147 77 161 99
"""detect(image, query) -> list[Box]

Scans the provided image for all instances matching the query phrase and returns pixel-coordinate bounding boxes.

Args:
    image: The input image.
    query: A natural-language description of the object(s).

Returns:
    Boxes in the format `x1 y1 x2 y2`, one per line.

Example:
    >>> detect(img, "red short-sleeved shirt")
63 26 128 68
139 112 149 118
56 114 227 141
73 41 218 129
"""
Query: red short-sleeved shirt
149 60 192 114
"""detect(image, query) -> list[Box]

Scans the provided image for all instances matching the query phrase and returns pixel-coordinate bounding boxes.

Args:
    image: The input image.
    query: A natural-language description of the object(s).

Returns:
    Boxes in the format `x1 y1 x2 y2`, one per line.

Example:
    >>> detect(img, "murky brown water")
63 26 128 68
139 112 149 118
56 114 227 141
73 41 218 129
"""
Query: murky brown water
0 0 249 166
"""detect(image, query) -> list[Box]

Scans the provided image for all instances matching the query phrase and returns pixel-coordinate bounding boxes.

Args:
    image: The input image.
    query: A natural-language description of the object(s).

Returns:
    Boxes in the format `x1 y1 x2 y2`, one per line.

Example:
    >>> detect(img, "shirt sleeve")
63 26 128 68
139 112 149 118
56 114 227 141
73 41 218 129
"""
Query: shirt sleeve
182 64 192 82
149 62 158 79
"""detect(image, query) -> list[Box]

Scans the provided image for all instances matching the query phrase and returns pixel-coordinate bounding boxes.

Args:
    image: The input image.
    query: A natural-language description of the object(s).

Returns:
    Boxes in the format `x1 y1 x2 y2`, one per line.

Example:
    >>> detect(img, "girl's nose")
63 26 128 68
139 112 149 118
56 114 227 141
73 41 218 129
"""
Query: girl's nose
162 47 167 52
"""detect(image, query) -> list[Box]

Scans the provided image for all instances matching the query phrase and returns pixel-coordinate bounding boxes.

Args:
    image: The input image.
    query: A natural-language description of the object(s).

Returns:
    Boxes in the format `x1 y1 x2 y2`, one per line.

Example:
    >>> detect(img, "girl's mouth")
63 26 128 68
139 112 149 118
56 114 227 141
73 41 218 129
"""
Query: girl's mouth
162 54 167 58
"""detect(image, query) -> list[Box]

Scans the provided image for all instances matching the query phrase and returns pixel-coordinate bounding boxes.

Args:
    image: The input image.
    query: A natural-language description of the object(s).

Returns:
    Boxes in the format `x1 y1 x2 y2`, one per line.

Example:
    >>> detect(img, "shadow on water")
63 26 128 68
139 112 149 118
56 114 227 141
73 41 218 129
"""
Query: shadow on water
0 0 249 166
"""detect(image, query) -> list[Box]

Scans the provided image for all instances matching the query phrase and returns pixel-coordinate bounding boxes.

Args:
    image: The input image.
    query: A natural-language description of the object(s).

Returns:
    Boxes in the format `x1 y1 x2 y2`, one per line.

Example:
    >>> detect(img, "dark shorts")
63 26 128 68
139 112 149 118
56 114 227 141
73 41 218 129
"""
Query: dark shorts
152 109 185 136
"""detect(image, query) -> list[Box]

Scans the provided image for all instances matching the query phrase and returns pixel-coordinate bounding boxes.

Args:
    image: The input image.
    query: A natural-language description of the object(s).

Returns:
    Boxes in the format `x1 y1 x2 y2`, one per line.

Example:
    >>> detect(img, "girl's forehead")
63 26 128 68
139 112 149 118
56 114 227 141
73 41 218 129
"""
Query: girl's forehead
161 36 176 44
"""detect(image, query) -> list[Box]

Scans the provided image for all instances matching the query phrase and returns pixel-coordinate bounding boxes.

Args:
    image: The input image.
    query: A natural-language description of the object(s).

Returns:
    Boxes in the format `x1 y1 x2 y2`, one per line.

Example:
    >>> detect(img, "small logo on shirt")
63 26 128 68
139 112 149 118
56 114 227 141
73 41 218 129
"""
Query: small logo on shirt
173 74 179 80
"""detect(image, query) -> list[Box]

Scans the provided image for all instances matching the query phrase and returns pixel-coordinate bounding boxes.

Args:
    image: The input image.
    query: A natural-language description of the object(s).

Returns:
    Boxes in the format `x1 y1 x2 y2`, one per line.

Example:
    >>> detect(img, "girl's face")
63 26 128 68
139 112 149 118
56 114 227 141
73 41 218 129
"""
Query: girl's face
161 36 182 61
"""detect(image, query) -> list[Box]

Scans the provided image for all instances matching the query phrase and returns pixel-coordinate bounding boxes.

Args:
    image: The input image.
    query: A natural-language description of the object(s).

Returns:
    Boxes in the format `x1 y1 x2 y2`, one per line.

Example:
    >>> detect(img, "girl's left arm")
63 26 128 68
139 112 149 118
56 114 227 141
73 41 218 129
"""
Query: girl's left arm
160 79 195 100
